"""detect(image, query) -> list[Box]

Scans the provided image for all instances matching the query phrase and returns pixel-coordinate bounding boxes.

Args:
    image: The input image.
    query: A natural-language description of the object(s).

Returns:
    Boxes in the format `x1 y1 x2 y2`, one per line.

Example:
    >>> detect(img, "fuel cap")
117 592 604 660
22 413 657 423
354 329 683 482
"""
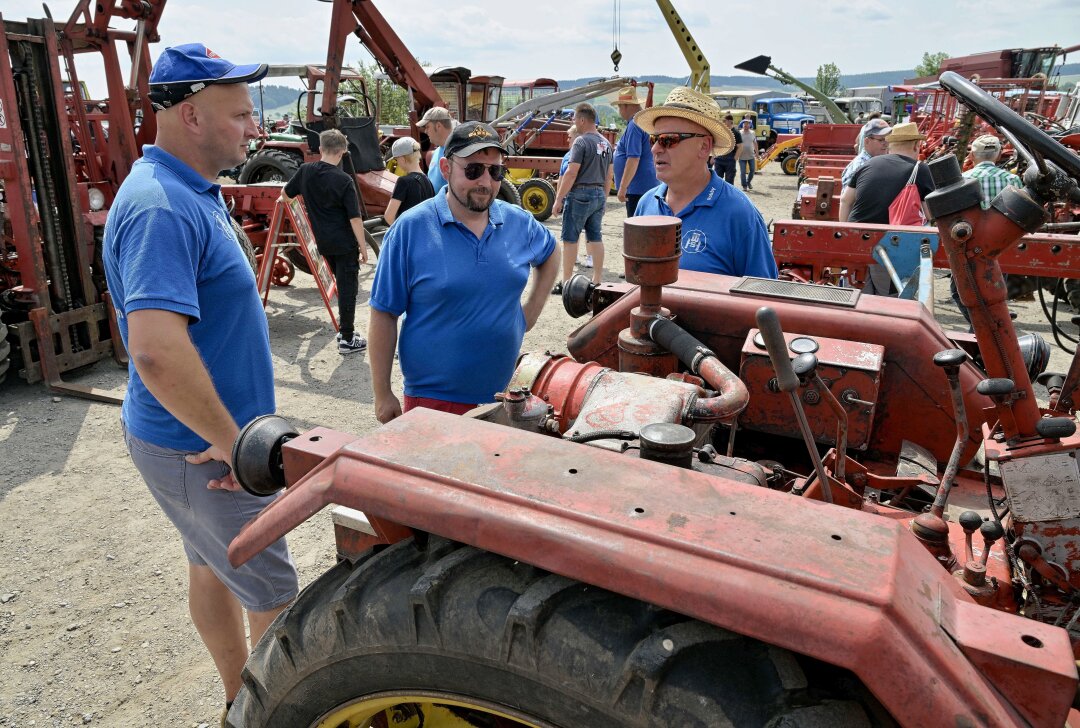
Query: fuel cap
789 337 819 354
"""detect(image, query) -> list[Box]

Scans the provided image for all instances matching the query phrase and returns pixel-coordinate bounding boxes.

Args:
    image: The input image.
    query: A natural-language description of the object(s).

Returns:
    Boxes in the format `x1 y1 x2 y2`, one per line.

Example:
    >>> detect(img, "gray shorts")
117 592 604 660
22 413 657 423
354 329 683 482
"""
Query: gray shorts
123 424 298 611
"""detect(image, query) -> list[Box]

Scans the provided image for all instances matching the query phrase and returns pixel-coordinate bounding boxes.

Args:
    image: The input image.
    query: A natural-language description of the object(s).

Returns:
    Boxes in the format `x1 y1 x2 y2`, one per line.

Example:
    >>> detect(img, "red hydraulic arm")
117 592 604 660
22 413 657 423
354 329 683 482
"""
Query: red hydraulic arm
322 0 445 126
59 0 164 191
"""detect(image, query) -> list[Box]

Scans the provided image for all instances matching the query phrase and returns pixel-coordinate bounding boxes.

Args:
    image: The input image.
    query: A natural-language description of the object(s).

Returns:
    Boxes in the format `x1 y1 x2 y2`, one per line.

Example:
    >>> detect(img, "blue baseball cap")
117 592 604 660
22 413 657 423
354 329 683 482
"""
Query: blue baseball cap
148 43 268 111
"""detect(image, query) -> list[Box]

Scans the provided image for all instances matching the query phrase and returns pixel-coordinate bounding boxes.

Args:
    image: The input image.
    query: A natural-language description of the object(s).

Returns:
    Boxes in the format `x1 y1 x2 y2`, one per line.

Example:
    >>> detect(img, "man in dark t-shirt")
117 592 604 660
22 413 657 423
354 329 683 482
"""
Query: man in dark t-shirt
841 122 935 295
384 136 435 224
711 114 738 185
282 128 369 353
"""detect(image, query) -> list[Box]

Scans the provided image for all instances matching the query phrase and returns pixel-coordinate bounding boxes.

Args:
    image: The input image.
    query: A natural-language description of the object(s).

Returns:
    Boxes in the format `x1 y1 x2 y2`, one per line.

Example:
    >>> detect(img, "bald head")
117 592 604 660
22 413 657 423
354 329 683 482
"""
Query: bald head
155 83 257 180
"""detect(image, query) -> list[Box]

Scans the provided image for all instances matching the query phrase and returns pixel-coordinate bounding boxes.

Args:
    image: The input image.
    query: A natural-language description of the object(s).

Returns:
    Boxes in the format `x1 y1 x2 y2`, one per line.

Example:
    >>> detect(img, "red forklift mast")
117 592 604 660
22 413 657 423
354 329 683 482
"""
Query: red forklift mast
0 1 163 402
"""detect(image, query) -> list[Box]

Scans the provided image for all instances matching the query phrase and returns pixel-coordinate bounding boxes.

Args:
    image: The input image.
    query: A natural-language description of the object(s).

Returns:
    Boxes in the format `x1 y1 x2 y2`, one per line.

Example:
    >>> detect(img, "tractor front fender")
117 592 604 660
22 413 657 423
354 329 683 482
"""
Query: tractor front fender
229 410 1076 727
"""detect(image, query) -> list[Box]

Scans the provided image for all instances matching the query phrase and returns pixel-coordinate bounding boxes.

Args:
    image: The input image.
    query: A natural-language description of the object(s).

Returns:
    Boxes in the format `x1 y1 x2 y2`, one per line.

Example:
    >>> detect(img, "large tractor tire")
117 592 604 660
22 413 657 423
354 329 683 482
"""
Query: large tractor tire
0 322 10 385
518 178 556 221
230 218 258 274
497 177 522 207
238 149 302 184
228 536 883 728
781 153 799 176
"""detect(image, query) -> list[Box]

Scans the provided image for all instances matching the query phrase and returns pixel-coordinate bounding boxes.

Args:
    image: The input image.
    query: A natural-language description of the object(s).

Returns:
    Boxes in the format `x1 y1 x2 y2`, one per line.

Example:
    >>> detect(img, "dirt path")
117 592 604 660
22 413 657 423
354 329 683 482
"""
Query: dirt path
0 168 1071 726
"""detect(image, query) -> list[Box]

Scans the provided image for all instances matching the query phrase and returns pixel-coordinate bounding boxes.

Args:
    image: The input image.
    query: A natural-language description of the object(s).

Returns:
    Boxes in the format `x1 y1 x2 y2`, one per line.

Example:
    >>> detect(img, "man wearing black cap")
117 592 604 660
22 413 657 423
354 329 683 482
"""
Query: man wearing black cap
368 121 559 423
102 43 297 722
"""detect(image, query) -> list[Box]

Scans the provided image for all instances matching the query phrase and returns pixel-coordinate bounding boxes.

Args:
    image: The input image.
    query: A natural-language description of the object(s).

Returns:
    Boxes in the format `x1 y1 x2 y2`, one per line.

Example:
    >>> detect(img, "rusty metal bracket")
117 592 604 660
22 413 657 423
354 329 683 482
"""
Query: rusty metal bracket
22 306 123 404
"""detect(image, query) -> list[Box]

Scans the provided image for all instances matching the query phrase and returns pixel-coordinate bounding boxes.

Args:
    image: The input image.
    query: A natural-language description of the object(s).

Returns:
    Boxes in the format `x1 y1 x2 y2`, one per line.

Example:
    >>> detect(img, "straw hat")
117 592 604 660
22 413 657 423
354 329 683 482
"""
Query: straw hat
633 86 735 156
613 86 643 107
886 121 926 144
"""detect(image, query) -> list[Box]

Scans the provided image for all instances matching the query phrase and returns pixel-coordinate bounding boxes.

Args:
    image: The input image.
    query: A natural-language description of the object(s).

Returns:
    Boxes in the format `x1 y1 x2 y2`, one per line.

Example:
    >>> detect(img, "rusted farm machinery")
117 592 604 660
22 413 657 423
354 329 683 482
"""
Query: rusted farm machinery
230 0 631 227
219 73 1080 726
0 0 166 400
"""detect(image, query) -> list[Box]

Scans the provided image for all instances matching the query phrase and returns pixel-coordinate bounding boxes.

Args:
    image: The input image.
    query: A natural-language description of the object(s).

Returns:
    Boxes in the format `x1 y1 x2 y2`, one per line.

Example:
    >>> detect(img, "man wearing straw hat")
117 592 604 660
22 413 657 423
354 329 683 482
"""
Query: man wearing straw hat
842 121 934 226
842 121 935 295
612 86 657 216
633 86 777 278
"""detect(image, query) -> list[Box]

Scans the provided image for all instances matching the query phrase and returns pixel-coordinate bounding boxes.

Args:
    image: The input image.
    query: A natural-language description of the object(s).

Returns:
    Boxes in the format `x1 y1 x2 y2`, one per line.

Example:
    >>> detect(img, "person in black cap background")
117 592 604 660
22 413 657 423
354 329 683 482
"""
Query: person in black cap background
281 128 370 354
367 121 559 423
101 43 298 725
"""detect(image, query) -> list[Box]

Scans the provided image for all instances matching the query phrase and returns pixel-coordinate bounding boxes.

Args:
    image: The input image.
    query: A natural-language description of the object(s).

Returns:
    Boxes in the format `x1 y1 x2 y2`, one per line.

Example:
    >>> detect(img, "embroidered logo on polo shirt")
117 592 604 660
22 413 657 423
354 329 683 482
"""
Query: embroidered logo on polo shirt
215 212 236 243
683 229 707 254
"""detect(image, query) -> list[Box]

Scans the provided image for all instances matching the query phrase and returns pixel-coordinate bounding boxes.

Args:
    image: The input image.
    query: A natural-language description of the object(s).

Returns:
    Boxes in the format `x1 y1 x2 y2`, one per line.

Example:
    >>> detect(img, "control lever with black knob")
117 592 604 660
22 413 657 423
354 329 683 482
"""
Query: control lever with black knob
755 307 833 503
955 511 1004 590
792 352 850 482
930 349 970 519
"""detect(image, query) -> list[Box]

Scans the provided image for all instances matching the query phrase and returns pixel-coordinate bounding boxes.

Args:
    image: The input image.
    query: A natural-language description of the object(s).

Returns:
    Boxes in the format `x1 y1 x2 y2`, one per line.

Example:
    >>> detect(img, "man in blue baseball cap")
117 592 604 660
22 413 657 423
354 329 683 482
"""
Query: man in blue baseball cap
102 43 297 725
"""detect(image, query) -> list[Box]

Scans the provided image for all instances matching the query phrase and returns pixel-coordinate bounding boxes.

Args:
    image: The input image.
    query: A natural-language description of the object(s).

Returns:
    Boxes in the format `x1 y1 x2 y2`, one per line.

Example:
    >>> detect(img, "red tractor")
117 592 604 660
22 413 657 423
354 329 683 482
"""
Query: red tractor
217 74 1080 727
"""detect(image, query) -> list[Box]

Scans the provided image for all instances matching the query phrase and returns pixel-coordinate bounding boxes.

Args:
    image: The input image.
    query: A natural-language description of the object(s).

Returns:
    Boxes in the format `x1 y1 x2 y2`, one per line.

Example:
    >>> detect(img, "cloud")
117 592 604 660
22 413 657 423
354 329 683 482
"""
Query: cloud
3 0 1076 88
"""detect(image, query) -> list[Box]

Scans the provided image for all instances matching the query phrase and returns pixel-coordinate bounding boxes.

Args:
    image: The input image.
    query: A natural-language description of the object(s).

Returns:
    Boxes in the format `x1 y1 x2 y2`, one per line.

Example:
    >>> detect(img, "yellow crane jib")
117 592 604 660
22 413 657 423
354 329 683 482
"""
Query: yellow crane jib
656 0 711 94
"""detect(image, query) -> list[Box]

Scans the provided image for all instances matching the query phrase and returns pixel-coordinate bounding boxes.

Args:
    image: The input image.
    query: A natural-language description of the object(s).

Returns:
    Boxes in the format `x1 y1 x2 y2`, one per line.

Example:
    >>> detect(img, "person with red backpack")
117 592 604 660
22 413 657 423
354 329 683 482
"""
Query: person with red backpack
840 122 936 295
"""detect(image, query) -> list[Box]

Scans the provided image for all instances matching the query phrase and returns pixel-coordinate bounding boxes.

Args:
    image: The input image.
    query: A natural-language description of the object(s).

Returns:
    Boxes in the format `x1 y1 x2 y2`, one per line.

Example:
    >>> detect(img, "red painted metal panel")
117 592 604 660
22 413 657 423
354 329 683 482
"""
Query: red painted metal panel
738 328 883 449
229 409 1075 726
772 219 1080 281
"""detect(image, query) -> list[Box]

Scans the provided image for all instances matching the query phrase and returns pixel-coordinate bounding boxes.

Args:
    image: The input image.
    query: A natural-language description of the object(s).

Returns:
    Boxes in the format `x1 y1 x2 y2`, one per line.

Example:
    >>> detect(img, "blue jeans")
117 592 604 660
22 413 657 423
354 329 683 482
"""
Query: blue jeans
560 186 606 242
739 159 756 189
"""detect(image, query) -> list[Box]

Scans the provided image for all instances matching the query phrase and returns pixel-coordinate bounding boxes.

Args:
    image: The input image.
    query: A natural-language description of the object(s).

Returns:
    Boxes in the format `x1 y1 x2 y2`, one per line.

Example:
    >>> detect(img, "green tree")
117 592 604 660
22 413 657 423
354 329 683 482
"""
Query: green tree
340 60 414 125
914 51 950 78
815 63 846 98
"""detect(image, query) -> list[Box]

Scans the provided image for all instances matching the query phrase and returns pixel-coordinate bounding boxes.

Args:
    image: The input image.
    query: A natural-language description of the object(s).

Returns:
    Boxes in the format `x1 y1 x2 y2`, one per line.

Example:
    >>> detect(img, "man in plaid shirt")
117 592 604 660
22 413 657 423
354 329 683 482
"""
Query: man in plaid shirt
951 134 1024 325
963 134 1021 209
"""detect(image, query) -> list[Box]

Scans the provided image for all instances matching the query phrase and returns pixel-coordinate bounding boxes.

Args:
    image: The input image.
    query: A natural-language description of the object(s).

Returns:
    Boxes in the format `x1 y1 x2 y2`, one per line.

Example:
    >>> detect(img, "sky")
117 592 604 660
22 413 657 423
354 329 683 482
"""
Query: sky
5 0 1079 95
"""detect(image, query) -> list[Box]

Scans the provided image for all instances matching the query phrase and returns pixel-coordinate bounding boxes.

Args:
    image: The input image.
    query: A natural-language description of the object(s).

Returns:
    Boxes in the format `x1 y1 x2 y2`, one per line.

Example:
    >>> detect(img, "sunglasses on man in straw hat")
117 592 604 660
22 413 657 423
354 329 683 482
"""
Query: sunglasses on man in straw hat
633 86 735 156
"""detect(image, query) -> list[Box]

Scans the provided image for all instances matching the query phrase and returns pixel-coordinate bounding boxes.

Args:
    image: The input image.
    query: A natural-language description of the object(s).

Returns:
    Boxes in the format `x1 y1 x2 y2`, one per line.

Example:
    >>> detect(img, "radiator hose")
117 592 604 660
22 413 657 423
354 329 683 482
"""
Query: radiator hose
648 317 750 423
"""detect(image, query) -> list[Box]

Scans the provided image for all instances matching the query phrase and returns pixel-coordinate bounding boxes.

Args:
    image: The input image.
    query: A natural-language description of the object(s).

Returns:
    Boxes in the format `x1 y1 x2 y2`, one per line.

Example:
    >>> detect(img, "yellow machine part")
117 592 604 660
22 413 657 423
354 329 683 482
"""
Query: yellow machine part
507 167 536 184
757 135 802 171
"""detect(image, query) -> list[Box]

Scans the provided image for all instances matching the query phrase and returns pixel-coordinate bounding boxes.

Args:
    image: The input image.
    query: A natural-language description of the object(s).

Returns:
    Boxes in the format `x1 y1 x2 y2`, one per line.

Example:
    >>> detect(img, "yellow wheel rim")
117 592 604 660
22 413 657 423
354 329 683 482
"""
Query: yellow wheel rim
520 185 552 216
506 167 534 185
314 693 546 728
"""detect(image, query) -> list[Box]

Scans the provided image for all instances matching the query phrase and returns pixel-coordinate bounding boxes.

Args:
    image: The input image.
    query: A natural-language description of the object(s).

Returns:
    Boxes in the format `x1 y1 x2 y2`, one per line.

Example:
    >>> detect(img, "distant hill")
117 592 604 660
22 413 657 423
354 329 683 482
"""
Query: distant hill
561 62 1080 92
248 84 304 116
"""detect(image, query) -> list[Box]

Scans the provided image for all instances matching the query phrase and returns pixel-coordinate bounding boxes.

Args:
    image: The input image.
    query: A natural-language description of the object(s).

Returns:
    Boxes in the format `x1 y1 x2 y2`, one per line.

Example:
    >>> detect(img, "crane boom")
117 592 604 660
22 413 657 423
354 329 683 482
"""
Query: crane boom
655 0 710 93
735 55 854 124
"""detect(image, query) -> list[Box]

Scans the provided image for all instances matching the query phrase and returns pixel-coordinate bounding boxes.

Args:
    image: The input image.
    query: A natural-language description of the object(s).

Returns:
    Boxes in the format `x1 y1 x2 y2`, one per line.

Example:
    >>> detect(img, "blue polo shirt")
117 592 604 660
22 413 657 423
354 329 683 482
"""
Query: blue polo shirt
428 146 447 191
613 119 658 195
635 172 778 278
370 191 556 404
103 145 275 451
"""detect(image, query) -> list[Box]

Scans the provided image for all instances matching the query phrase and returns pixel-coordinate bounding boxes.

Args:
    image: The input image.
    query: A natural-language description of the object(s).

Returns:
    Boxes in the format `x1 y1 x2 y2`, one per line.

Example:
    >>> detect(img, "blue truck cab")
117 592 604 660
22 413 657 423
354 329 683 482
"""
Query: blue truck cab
752 97 815 144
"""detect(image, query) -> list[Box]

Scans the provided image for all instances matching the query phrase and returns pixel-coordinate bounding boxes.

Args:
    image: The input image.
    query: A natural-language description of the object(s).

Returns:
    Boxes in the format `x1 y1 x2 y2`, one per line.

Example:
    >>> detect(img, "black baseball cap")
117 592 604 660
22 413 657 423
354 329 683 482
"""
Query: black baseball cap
443 121 507 158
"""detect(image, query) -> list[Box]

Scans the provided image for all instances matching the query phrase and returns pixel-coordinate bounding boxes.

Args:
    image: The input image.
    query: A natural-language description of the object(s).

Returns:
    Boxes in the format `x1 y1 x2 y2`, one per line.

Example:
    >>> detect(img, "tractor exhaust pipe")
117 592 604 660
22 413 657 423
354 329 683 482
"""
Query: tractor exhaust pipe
648 316 749 423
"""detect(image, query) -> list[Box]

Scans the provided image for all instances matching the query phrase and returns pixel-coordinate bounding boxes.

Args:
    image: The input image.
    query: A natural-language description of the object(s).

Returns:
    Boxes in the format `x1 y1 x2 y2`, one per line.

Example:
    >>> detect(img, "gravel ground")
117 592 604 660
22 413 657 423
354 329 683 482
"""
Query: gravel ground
0 166 1071 726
